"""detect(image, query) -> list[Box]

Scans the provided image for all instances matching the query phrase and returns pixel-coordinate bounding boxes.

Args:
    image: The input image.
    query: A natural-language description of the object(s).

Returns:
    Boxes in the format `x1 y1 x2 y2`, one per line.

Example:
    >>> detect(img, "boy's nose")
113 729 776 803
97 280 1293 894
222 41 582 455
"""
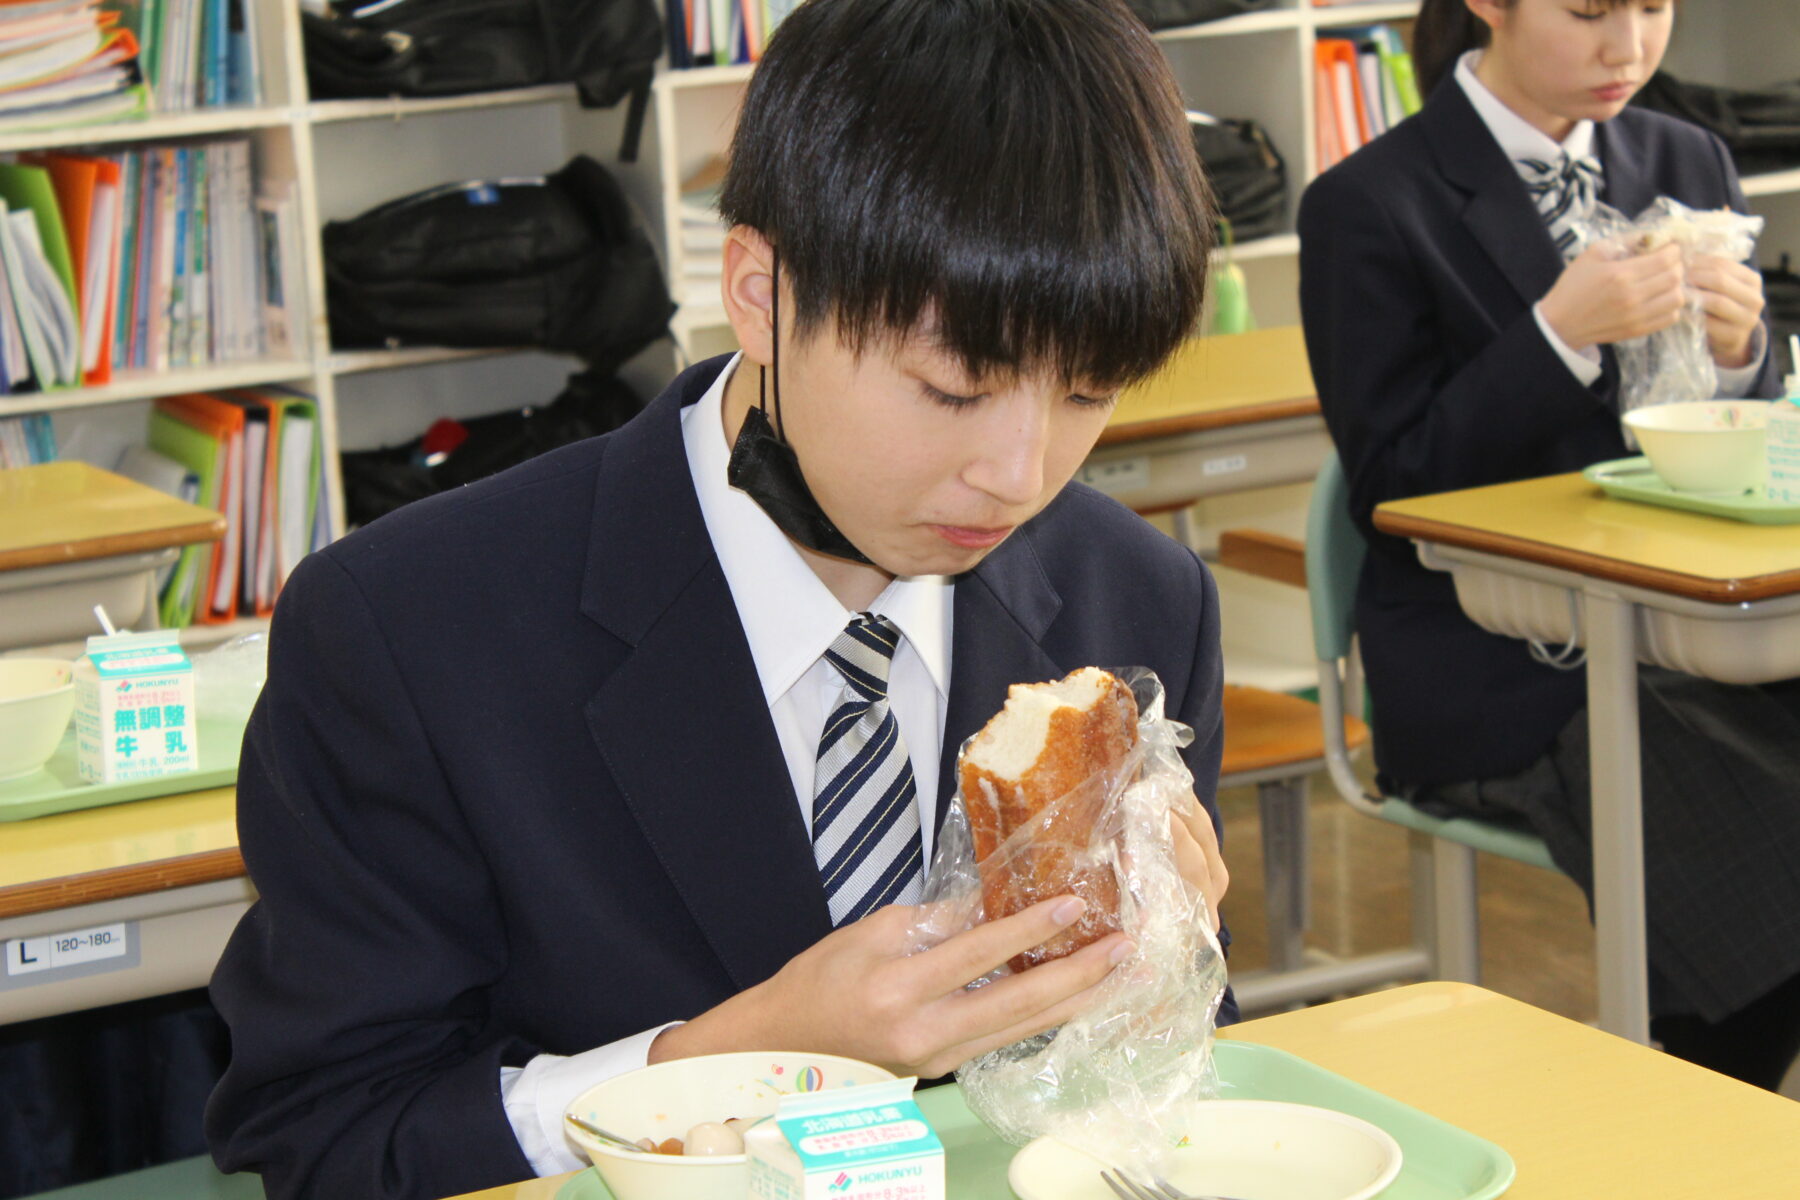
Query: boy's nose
965 411 1050 508
1600 14 1646 65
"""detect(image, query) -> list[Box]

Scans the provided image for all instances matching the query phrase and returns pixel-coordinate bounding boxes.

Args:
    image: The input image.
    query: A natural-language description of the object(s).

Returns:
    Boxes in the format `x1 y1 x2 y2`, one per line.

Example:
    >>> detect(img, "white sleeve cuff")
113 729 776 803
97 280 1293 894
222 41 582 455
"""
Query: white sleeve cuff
1534 303 1604 387
501 1023 684 1176
1714 322 1769 398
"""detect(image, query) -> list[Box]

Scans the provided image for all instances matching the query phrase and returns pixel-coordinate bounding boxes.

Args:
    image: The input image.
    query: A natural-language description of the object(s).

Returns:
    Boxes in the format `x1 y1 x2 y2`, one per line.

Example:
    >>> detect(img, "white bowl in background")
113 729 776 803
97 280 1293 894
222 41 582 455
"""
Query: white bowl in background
1009 1099 1404 1200
564 1051 895 1200
1622 400 1771 495
0 658 76 782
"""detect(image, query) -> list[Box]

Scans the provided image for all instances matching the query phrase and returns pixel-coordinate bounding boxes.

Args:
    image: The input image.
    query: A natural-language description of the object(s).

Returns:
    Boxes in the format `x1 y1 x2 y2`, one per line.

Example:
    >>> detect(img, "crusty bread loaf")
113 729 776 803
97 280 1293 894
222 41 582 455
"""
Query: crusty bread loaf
959 667 1138 971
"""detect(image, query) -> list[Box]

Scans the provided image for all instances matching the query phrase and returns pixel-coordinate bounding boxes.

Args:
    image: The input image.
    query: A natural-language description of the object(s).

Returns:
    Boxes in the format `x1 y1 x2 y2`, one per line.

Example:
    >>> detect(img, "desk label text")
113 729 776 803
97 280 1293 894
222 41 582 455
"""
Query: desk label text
5 923 137 986
1078 456 1151 494
1202 454 1248 477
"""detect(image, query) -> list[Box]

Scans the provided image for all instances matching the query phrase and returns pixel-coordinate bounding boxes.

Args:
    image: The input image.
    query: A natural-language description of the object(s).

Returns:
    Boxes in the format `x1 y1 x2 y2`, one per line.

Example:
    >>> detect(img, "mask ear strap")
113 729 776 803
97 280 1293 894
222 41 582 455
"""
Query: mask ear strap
768 252 785 443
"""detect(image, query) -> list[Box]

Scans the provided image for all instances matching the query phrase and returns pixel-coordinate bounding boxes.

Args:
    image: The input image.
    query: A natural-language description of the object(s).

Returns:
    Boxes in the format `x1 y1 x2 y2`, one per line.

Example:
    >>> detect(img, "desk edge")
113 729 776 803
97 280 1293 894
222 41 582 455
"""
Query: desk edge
0 848 247 919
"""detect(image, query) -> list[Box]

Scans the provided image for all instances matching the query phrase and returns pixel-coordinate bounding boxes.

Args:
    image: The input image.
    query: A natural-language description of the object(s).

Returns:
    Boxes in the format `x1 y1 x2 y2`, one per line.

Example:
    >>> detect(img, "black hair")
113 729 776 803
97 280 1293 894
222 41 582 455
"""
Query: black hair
1414 0 1676 99
718 0 1213 388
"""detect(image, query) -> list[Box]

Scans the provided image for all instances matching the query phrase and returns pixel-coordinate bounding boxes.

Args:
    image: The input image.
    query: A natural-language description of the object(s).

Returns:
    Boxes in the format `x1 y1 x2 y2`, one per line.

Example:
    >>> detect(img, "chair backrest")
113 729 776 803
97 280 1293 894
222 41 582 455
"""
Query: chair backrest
1304 449 1366 664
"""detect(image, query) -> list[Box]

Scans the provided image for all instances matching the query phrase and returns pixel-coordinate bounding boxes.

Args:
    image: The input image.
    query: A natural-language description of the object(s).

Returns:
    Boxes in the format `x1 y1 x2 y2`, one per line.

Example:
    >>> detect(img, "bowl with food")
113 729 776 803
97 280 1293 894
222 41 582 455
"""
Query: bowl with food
0 658 76 782
563 1051 895 1200
1622 400 1771 495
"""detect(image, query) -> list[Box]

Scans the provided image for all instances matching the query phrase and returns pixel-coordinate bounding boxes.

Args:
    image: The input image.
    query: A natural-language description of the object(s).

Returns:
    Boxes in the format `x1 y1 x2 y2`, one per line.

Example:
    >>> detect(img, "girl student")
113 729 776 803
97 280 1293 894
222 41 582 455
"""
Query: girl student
1298 0 1800 1090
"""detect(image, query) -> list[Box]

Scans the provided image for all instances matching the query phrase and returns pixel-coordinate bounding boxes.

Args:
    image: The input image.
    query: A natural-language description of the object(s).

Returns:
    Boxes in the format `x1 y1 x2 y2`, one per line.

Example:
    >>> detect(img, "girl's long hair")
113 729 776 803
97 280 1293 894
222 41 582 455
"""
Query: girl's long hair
1412 0 1499 99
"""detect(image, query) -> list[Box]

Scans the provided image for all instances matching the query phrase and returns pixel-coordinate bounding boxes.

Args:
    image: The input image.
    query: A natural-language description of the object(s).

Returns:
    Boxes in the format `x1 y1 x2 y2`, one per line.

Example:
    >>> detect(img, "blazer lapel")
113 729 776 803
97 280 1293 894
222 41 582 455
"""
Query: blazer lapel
935 528 1065 826
1421 79 1565 310
580 362 832 993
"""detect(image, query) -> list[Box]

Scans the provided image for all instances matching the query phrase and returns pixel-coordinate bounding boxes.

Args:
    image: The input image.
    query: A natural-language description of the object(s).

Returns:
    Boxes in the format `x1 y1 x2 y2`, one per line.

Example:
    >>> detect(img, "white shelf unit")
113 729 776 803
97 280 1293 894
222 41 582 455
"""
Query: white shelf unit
14 3 673 644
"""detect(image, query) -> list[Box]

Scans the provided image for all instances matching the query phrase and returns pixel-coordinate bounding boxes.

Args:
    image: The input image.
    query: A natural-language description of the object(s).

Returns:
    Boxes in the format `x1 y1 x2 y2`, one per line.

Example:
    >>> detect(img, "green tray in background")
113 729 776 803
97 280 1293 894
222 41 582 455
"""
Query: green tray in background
554 1039 1514 1200
1585 456 1800 524
0 713 247 822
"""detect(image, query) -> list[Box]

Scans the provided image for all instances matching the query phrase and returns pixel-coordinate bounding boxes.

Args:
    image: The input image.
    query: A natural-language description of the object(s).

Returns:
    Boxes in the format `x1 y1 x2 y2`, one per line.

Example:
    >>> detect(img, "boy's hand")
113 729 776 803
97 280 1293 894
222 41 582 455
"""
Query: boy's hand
648 895 1131 1078
1689 255 1766 369
1170 791 1229 932
1540 243 1686 351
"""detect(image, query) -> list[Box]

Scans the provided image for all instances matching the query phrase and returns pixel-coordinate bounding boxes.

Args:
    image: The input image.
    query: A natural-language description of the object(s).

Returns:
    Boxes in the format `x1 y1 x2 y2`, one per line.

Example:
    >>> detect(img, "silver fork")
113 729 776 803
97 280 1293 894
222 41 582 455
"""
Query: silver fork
1098 1170 1246 1200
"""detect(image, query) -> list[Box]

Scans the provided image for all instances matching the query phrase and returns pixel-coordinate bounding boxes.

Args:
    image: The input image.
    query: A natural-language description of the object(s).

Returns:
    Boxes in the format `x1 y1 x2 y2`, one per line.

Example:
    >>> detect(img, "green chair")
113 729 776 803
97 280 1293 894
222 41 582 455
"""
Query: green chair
1306 450 1557 983
23 1156 258 1200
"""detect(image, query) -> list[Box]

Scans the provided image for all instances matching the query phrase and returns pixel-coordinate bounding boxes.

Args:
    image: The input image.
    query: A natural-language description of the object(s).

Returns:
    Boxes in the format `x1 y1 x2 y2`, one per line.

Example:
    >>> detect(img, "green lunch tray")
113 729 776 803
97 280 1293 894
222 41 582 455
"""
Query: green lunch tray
0 713 247 822
553 1039 1515 1200
1585 456 1800 524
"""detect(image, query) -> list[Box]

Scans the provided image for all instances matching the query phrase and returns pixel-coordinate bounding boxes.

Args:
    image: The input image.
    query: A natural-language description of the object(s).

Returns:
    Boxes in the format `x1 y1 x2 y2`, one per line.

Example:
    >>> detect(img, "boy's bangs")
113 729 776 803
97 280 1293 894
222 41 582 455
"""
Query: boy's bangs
722 0 1213 388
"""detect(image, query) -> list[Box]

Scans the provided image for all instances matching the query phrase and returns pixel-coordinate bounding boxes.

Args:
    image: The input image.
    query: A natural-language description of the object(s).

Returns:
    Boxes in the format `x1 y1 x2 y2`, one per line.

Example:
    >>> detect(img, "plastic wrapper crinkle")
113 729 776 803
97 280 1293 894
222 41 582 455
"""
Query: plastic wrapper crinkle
904 667 1227 1176
1573 197 1765 421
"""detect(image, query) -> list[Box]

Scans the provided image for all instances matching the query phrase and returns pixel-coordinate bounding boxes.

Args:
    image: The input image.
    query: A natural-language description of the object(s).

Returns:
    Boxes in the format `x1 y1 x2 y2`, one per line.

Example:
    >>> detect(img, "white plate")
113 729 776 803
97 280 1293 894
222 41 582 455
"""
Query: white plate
1008 1100 1403 1200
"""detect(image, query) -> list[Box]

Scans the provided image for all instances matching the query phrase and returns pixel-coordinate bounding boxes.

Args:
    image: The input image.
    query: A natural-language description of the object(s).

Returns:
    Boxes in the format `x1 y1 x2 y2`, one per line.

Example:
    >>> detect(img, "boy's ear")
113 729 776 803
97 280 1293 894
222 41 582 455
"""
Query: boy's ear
721 226 778 367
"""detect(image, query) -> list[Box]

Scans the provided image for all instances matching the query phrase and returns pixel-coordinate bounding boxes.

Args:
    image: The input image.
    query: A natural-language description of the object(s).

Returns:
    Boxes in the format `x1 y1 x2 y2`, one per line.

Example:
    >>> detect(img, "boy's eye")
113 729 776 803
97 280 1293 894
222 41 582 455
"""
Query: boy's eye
1069 392 1118 409
923 384 984 409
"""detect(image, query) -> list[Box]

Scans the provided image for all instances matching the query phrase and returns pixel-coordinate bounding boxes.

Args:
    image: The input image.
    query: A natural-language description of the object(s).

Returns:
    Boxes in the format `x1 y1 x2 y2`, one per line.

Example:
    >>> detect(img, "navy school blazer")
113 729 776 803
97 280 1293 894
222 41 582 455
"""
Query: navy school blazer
1298 81 1782 787
205 356 1236 1200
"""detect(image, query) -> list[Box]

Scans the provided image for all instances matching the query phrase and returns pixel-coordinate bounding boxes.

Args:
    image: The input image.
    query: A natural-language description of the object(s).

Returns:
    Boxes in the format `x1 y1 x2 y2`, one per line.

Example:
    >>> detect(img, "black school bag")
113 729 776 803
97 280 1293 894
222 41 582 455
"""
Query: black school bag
1125 0 1275 30
303 0 664 157
323 155 674 376
1190 113 1288 243
1632 71 1800 177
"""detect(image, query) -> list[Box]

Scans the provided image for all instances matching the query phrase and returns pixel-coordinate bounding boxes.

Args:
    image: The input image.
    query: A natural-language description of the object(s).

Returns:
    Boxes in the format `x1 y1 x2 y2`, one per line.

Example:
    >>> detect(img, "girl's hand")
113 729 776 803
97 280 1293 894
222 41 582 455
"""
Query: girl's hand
1540 243 1686 351
1689 255 1766 369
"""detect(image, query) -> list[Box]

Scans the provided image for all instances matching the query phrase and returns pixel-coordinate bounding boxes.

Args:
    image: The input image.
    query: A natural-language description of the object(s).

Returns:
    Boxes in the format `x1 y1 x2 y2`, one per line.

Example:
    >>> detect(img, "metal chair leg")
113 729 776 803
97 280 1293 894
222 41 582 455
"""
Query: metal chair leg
1257 775 1310 975
1431 838 1482 984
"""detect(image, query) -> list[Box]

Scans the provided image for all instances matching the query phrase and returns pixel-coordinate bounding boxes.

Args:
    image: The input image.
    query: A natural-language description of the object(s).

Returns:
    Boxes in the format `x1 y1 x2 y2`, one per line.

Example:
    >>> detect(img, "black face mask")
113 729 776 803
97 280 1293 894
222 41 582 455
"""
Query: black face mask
725 260 876 566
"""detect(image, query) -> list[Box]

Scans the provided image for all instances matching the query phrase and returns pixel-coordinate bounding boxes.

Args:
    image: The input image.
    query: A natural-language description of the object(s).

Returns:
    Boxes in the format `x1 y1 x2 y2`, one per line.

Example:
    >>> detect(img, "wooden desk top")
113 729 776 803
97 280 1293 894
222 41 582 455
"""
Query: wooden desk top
0 461 223 573
1100 326 1318 447
1376 472 1800 603
446 982 1800 1199
0 786 241 919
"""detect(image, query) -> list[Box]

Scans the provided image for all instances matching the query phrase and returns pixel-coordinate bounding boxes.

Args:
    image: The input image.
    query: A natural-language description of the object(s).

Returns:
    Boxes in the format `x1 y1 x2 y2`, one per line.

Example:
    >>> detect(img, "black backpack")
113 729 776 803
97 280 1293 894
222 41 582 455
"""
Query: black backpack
303 0 664 158
1190 114 1288 243
340 369 645 528
323 155 674 376
1125 0 1274 30
1632 71 1800 178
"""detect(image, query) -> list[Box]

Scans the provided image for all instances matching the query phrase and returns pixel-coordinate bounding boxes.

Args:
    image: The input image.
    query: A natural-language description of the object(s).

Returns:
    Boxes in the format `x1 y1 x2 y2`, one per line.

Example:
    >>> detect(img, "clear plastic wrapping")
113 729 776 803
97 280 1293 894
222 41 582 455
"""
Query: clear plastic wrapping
906 667 1227 1175
1574 197 1765 419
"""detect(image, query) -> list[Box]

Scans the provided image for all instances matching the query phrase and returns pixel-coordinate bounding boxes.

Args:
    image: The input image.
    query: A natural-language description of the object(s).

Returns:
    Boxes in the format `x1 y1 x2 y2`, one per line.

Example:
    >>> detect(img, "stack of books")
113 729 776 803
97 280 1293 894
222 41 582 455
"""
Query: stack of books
0 0 149 134
665 0 800 70
0 410 53 463
1314 25 1422 172
676 156 727 300
0 138 302 395
130 0 260 112
146 386 329 626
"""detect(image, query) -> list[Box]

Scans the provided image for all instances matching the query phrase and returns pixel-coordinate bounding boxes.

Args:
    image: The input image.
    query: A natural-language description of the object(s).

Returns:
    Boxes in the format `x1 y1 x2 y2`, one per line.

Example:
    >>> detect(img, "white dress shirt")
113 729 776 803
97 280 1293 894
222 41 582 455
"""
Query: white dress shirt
1455 50 1766 395
500 353 955 1175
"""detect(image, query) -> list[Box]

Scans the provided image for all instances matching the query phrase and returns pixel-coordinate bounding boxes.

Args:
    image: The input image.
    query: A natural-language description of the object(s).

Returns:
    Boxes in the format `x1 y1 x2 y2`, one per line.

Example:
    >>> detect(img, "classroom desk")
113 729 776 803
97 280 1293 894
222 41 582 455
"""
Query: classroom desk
0 786 250 1025
1083 326 1328 512
445 980 1800 1200
1375 472 1800 1045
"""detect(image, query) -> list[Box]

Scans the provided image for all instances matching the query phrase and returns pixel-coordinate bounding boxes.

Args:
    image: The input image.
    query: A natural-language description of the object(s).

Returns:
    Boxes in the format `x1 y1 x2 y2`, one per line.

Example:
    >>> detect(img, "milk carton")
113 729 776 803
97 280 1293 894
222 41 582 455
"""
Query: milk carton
747 1077 945 1200
1769 394 1800 506
74 630 199 783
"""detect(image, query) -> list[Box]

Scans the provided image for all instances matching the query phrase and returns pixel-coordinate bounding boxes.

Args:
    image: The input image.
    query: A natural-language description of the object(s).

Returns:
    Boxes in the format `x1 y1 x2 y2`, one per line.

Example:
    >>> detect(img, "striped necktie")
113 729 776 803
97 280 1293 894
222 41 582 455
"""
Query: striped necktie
1518 151 1603 260
812 613 925 927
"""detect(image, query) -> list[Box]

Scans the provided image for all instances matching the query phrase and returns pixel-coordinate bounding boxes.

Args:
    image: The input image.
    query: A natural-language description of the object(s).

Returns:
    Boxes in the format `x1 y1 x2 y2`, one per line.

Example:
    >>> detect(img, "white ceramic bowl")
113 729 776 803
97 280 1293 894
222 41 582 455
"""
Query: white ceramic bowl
1008 1099 1404 1200
564 1051 896 1200
1622 400 1771 495
0 658 76 782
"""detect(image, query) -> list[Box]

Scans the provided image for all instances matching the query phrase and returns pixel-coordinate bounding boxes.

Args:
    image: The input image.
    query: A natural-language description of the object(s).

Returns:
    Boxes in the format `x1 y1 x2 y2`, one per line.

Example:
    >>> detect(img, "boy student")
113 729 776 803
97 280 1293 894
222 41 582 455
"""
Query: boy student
207 2 1233 1196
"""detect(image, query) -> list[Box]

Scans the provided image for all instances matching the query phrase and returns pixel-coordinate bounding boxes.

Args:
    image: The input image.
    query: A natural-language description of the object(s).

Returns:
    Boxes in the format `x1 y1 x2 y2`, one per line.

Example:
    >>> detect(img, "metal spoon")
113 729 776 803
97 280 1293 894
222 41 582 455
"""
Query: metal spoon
564 1112 654 1154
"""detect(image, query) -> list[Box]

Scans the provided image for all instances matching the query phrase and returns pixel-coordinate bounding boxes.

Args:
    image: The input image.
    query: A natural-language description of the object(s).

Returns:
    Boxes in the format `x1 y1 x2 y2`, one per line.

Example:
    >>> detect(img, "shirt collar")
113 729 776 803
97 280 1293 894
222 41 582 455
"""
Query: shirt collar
1455 50 1597 167
681 353 953 704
